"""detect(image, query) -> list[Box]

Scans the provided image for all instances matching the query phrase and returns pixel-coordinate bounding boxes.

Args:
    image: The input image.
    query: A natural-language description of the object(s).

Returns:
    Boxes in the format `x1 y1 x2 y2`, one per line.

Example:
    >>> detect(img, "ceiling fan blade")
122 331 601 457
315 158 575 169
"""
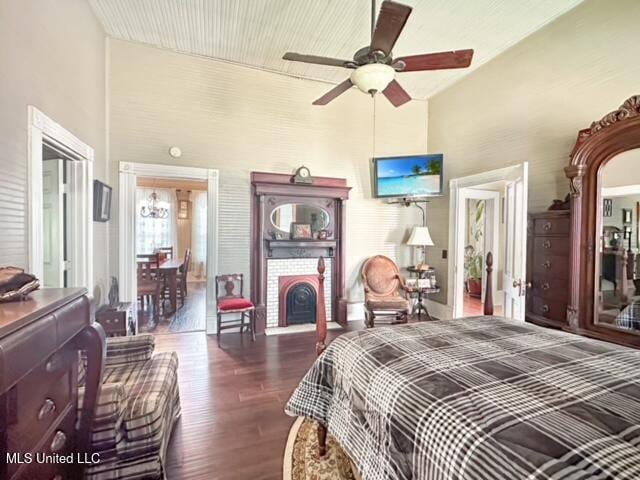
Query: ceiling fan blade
370 1 412 56
383 80 411 107
394 49 474 72
312 79 353 105
283 52 351 68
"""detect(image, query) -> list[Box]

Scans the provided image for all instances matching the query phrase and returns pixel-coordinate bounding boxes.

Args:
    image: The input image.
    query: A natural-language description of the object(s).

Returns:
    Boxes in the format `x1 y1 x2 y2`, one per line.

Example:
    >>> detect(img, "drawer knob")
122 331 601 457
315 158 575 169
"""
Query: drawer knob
541 282 550 291
52 476 63 480
543 240 552 249
50 431 67 453
37 398 57 421
542 305 550 314
543 222 552 231
543 260 552 269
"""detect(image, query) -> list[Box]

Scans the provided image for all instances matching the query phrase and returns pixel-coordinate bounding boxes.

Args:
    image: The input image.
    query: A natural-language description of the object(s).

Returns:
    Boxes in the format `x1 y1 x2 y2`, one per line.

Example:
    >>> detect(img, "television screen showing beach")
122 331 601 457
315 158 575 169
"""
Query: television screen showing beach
376 155 443 197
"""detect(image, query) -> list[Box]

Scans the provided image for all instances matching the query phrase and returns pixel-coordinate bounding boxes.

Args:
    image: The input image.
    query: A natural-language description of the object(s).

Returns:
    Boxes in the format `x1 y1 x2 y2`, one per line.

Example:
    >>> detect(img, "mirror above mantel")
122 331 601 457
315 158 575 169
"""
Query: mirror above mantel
270 203 330 237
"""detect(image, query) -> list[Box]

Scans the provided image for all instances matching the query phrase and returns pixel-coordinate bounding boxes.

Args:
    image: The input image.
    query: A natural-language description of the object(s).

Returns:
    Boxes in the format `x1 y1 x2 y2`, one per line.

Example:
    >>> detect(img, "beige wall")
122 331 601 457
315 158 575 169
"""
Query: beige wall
0 0 108 299
426 0 640 305
109 39 428 307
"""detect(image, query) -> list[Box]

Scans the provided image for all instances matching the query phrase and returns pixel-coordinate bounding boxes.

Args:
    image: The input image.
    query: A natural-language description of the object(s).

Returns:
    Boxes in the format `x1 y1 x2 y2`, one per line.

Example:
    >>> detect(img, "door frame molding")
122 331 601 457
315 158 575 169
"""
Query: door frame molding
448 163 528 318
28 106 94 292
118 162 219 333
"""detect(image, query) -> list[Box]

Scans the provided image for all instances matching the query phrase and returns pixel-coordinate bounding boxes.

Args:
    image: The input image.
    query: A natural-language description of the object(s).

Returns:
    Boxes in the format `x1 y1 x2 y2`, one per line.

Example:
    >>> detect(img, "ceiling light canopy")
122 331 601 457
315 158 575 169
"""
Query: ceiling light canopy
350 64 395 95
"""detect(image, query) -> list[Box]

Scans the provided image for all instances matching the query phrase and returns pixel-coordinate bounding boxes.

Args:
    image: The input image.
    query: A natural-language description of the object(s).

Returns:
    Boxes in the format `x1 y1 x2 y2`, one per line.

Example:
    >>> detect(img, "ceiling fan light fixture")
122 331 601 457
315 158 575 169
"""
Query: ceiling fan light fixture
350 63 395 95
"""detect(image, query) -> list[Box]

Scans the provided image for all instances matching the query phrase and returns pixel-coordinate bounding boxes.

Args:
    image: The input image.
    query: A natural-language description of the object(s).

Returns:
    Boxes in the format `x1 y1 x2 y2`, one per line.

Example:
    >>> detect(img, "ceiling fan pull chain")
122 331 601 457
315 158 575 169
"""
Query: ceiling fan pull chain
372 96 377 159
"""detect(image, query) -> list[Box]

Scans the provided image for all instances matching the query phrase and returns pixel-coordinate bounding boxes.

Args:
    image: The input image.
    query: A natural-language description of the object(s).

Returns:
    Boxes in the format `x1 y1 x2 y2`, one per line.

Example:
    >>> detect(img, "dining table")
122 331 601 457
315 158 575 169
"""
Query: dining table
137 256 184 316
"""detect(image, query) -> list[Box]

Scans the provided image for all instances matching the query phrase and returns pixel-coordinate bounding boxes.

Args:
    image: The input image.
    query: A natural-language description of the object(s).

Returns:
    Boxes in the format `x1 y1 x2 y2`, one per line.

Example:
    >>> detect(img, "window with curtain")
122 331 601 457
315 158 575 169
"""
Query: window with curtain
136 187 178 254
190 190 208 279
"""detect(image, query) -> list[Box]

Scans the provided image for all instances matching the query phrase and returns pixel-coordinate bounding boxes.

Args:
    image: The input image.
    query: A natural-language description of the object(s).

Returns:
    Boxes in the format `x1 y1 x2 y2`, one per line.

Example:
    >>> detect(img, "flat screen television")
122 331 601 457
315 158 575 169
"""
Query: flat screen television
372 154 444 198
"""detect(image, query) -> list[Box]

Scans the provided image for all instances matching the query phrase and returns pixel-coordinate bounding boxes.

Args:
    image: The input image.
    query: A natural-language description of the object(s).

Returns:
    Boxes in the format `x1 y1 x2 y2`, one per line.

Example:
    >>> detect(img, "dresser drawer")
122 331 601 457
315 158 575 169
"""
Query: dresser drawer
529 277 569 302
531 296 567 322
532 236 570 256
534 216 570 236
532 253 570 279
11 405 75 480
7 348 75 459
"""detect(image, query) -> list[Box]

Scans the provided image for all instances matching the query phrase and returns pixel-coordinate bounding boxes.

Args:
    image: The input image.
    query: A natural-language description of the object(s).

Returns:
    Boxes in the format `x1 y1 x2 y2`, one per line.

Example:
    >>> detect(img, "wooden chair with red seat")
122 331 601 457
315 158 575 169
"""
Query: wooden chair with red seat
137 253 162 322
215 273 255 345
361 255 411 328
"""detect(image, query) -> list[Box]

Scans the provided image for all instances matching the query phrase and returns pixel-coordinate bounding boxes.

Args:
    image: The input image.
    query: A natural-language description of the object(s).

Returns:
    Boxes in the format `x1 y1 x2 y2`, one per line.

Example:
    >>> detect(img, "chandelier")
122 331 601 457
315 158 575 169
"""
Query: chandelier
140 191 168 219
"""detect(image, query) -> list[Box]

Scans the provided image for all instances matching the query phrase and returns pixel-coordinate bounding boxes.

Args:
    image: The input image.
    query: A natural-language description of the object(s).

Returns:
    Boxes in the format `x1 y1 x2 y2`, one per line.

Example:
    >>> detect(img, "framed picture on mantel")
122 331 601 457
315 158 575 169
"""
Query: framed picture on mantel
291 223 312 239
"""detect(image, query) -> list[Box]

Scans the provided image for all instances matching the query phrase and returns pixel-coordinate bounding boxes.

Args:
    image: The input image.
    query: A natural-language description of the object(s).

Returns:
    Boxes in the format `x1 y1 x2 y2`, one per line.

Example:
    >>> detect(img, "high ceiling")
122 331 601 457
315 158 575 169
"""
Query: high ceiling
89 0 584 100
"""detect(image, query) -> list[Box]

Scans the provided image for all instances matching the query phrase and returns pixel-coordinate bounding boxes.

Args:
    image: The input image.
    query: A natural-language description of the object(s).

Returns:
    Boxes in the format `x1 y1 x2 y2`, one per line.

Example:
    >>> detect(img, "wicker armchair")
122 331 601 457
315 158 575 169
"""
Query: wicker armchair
361 255 411 328
79 334 181 479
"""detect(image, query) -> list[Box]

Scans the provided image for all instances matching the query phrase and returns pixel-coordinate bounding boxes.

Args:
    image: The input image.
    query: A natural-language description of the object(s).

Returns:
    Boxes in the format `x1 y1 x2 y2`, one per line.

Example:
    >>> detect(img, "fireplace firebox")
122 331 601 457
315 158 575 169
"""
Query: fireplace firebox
287 283 317 325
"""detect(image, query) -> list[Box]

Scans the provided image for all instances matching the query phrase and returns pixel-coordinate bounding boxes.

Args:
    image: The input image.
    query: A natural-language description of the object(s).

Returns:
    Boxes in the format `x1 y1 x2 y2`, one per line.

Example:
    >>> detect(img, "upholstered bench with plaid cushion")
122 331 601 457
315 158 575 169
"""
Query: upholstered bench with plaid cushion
79 334 181 480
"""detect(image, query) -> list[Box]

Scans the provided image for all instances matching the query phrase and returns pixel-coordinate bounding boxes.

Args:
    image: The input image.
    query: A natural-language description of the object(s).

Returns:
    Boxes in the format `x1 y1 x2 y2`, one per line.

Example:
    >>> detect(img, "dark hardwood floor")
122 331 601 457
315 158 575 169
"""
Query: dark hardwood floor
139 281 206 334
154 322 361 480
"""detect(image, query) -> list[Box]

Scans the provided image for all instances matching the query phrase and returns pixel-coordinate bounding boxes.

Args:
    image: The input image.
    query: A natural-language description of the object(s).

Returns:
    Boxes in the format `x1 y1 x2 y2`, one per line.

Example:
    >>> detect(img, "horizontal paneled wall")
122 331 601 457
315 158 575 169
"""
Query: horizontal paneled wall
426 0 640 307
108 39 428 312
0 0 108 298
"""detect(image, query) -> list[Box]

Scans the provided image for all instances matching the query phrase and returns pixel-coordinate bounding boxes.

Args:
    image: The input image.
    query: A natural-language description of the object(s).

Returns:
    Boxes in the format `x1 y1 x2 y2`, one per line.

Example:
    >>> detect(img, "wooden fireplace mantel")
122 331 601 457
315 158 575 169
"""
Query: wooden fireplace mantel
250 171 351 334
267 239 337 259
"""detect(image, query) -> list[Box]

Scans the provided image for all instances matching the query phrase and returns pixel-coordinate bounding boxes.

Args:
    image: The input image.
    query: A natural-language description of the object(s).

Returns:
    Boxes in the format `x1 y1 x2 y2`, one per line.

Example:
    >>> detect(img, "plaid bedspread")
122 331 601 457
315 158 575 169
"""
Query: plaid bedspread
285 317 640 479
615 299 640 331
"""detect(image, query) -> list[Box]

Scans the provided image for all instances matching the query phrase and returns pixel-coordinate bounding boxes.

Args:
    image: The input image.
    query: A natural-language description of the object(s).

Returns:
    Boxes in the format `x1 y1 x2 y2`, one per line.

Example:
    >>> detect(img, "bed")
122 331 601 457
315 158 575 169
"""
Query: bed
286 316 640 479
614 299 640 331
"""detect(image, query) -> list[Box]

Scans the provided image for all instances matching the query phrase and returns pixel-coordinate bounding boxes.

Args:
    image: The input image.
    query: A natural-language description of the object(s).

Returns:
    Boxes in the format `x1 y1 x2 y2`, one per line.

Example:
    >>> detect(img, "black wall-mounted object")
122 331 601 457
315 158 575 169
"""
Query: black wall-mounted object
93 179 112 222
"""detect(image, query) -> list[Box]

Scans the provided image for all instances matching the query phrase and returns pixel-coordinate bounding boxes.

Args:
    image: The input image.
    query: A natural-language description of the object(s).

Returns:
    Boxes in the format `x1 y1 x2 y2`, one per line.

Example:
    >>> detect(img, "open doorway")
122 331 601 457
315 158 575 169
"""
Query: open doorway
28 106 94 292
135 176 208 334
119 162 219 336
449 163 529 319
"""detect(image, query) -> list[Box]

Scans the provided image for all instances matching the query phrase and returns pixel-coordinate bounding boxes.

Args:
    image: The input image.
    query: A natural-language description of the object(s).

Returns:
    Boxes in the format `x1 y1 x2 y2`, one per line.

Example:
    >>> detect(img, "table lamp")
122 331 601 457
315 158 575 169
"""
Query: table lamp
407 226 434 270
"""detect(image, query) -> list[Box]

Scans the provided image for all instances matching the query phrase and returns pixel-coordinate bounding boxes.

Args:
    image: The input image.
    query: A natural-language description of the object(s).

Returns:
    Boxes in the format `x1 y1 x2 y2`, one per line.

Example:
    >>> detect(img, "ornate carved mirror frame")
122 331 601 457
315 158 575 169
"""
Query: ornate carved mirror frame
566 95 640 347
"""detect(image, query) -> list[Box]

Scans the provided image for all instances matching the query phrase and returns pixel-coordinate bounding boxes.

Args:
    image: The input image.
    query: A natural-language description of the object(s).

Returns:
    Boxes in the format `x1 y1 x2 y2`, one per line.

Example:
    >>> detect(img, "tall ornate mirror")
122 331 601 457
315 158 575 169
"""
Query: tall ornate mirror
566 95 640 347
597 149 640 333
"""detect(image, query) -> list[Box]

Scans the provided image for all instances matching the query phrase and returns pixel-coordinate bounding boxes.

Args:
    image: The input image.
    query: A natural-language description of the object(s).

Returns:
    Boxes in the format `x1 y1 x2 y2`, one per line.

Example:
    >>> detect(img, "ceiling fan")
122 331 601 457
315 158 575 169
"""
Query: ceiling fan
282 0 474 107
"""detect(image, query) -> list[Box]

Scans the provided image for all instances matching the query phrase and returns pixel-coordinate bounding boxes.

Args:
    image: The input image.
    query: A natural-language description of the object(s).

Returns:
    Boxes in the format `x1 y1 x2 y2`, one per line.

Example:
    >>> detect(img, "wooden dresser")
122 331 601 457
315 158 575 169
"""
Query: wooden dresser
0 289 104 480
526 210 571 329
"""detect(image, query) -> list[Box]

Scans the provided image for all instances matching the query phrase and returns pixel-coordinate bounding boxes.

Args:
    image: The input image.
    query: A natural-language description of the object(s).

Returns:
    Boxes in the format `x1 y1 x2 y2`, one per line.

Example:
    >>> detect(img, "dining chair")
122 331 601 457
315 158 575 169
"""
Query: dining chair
177 248 192 306
137 254 162 322
137 253 161 276
215 273 255 345
156 246 174 260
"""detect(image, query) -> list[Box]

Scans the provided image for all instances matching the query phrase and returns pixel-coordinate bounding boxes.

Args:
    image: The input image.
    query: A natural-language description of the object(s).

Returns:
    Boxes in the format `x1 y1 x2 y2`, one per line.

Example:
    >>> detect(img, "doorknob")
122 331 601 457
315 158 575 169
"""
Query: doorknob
513 279 532 296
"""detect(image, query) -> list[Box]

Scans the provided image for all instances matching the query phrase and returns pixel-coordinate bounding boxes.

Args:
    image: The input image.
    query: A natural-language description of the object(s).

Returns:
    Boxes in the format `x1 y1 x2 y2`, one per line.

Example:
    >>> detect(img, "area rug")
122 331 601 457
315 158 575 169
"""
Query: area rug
283 417 360 480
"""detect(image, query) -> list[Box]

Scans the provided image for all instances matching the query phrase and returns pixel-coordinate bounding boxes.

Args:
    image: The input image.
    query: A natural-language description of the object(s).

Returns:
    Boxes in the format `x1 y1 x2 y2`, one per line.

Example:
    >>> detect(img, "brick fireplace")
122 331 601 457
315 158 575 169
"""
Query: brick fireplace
267 260 333 328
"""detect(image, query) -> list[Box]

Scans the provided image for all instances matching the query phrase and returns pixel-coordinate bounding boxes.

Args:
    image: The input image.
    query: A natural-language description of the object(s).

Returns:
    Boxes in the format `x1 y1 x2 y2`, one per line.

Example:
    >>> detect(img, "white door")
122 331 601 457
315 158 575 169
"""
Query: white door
43 159 65 287
503 166 529 320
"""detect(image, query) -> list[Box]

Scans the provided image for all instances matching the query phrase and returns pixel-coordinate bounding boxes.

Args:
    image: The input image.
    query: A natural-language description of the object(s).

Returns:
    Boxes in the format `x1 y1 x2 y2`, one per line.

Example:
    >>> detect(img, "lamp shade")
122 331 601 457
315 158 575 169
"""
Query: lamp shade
350 64 395 94
406 226 434 246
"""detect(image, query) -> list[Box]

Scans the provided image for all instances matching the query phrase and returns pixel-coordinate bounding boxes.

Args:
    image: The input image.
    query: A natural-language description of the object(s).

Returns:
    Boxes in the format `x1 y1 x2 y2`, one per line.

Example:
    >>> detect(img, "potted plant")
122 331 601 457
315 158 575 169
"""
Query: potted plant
464 245 483 298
